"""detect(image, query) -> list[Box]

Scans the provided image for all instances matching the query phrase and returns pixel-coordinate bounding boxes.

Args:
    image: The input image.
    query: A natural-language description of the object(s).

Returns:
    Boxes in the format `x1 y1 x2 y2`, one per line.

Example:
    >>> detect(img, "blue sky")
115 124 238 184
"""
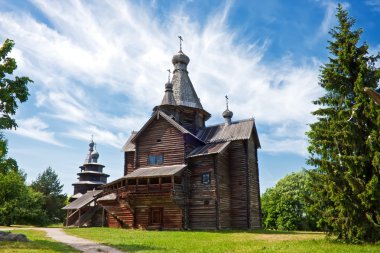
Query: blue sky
0 0 379 195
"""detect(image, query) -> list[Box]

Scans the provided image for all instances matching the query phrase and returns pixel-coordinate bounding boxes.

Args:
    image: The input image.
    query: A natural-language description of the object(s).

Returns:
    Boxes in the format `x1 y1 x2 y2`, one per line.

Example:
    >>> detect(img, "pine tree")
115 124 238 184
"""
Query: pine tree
31 167 67 223
307 4 380 243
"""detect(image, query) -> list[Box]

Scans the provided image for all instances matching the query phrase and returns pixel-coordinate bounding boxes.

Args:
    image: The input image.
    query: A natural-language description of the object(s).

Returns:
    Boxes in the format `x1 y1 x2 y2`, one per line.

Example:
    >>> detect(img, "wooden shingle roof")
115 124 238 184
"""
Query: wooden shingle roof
196 119 261 148
125 164 186 178
187 141 231 158
63 190 102 210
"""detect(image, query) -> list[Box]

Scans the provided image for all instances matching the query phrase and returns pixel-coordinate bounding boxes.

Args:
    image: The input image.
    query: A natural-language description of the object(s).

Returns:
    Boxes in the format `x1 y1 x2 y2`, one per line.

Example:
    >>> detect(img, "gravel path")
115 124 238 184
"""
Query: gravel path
0 227 126 253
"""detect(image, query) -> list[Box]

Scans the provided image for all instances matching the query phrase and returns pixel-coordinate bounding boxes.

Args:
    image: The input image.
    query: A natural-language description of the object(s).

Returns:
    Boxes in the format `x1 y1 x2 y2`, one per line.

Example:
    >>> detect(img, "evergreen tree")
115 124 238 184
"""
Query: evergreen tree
31 167 67 223
307 4 380 243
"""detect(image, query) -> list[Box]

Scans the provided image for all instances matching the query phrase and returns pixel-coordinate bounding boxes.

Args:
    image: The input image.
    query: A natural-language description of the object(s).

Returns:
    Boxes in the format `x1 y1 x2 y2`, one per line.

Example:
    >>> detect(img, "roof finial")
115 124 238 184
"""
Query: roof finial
223 95 233 125
178 35 183 51
167 69 171 82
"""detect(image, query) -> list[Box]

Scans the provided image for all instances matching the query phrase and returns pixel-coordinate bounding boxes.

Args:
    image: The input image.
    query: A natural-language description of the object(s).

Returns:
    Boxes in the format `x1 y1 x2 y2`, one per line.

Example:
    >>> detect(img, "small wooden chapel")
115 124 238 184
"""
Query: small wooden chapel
97 41 262 230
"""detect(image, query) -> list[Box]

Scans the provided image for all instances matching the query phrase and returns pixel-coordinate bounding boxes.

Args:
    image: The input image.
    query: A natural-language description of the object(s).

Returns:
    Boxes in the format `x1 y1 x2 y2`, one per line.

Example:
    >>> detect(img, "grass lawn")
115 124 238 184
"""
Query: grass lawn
0 229 79 253
65 228 380 253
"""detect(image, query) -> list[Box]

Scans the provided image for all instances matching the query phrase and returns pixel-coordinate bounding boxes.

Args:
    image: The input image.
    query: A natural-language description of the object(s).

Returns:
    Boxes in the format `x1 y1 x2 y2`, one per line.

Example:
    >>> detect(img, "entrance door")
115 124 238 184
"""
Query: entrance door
149 207 163 228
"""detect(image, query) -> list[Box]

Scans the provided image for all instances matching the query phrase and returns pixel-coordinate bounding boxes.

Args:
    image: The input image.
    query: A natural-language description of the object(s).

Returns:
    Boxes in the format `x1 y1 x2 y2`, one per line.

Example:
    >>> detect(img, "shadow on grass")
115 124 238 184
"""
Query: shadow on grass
0 239 78 252
111 243 164 252
164 229 323 235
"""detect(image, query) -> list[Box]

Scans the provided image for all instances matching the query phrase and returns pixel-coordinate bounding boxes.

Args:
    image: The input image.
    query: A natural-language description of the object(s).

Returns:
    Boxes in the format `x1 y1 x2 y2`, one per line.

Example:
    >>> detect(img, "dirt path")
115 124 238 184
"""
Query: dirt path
1 227 125 253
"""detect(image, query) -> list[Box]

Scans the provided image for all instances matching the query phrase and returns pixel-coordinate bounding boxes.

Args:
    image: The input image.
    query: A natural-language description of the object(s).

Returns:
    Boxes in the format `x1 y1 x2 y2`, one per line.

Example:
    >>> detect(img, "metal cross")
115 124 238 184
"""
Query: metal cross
167 69 171 82
225 95 229 110
178 35 183 51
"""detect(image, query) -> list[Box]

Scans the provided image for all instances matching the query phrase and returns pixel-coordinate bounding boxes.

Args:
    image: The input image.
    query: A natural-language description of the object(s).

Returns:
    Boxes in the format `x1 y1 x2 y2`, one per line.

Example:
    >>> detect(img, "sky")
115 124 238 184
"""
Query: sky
0 0 379 196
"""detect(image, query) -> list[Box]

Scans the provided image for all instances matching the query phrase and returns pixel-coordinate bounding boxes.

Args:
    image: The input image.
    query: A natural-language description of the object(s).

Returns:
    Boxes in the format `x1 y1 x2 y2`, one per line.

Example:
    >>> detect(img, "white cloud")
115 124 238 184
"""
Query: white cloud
365 0 380 11
11 117 64 147
0 1 325 156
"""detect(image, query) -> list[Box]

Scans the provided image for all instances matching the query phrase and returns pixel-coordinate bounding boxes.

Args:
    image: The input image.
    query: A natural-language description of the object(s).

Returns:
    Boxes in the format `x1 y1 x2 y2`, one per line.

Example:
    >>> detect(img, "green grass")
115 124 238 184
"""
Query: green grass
65 228 380 253
0 230 79 253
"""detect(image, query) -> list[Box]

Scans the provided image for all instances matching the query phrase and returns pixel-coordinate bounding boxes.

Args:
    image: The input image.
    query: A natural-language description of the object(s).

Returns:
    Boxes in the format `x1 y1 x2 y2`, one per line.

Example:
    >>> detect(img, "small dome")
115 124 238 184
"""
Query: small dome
172 50 190 65
91 150 99 160
222 109 233 118
89 140 95 148
165 81 173 90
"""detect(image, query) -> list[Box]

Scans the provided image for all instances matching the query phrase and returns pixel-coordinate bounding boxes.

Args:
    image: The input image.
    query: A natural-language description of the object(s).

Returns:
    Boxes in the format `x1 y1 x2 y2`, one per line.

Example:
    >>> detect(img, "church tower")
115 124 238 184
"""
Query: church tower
71 139 109 199
154 38 211 133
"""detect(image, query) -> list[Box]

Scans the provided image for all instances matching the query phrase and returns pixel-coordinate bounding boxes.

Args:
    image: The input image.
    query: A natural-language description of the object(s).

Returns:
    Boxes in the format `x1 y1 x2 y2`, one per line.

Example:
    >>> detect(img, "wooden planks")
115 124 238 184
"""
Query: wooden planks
124 152 135 175
188 156 217 229
229 140 249 229
135 116 185 168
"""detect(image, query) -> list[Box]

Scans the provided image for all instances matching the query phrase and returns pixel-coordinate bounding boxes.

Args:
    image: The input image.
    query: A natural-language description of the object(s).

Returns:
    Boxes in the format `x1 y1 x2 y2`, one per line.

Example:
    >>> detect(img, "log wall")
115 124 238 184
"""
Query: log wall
216 148 231 229
229 140 249 229
136 117 185 168
247 136 262 228
188 156 217 229
124 152 135 175
132 195 183 230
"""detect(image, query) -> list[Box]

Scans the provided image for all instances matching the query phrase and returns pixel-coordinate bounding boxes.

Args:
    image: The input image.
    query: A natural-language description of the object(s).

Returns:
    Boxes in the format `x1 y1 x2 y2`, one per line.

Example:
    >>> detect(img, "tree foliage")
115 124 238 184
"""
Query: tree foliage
31 167 67 223
261 170 318 231
0 39 32 130
307 4 380 243
0 38 43 226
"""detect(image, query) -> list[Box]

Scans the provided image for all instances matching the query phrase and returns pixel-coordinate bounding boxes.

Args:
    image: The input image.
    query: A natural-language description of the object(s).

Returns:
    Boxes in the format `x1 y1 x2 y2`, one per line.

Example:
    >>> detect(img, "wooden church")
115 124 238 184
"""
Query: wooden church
98 45 262 230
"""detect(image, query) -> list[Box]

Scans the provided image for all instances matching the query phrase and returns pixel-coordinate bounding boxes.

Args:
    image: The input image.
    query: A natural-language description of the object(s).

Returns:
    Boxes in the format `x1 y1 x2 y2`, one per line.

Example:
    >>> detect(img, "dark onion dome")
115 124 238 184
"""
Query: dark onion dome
91 150 99 160
89 139 95 148
222 109 233 118
165 81 173 91
172 50 190 65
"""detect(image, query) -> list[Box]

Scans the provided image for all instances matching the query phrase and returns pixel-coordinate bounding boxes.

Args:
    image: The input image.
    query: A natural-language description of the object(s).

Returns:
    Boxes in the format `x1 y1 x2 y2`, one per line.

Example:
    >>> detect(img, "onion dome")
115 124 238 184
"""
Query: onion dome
223 95 233 125
91 150 99 160
165 81 173 91
172 50 190 66
222 109 233 118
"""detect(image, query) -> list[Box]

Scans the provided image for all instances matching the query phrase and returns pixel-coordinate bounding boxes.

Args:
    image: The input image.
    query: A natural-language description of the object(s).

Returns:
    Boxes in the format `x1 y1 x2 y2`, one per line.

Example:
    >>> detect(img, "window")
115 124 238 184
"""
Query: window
201 172 211 185
148 154 164 165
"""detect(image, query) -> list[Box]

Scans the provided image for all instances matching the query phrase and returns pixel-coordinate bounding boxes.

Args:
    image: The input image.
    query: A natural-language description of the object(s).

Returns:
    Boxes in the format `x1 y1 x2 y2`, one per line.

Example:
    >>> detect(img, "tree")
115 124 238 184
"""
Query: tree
307 4 380 243
0 168 48 226
261 170 318 231
0 39 32 130
0 38 34 225
31 167 67 223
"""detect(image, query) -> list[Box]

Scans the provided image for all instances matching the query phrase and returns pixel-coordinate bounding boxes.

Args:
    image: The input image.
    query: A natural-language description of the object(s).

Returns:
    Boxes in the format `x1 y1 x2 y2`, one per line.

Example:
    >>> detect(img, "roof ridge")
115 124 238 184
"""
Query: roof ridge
201 117 255 129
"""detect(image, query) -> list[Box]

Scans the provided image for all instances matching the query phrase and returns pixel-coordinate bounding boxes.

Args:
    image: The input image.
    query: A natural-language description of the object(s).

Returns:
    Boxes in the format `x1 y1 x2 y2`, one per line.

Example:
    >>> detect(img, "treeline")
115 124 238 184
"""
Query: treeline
262 4 380 244
0 39 66 226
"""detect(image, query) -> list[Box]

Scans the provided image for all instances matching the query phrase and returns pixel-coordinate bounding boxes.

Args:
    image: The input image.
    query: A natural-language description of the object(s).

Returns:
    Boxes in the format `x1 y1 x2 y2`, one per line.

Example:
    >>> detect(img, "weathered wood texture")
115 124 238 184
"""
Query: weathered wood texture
216 148 231 229
229 140 249 229
135 117 185 168
99 197 134 228
124 152 135 175
188 156 217 229
132 195 183 230
247 135 261 228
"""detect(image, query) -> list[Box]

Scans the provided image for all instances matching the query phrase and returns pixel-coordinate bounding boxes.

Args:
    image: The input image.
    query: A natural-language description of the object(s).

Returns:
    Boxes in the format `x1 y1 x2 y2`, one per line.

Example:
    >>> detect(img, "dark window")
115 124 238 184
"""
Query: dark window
202 172 211 185
156 139 161 143
161 177 171 184
150 178 159 184
148 154 164 165
138 178 147 185
128 179 136 185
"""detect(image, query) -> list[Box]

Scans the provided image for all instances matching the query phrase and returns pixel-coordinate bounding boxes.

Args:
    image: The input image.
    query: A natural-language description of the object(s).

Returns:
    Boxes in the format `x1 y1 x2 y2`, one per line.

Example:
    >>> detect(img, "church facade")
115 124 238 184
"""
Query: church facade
99 47 262 230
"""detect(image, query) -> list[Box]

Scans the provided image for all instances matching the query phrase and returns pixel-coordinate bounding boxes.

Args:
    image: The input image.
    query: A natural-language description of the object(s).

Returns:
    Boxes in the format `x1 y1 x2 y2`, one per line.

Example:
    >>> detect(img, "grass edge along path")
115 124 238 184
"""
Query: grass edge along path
65 228 380 253
0 229 79 253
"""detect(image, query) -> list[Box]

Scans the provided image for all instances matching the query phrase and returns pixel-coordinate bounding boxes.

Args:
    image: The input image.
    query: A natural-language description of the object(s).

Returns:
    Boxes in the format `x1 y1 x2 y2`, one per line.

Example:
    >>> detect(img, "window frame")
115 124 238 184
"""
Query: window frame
201 172 211 185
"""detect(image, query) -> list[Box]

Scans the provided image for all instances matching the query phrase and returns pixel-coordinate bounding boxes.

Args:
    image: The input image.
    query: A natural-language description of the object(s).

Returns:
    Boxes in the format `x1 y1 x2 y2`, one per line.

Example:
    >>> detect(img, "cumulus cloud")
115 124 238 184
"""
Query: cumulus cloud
0 0 324 156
